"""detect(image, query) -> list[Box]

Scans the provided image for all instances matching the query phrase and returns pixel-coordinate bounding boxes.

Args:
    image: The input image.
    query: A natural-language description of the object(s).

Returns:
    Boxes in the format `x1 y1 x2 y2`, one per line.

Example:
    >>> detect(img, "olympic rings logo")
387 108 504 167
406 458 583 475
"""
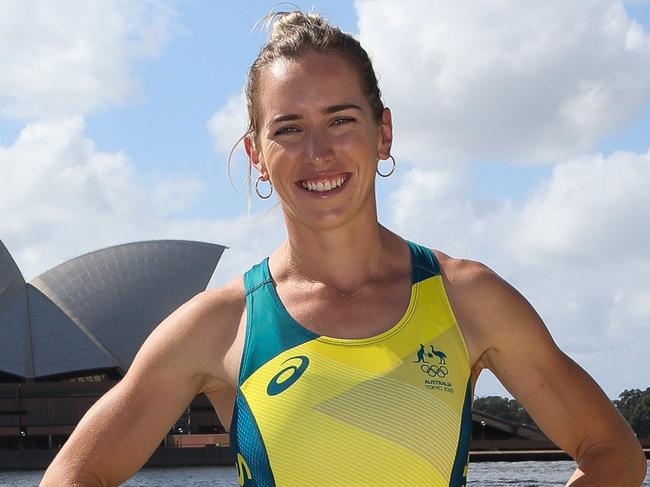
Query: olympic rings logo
420 363 449 378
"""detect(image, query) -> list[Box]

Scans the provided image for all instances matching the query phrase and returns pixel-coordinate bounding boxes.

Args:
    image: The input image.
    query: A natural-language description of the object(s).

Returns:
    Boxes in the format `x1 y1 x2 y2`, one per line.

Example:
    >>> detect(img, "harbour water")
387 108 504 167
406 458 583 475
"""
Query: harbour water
2 461 648 486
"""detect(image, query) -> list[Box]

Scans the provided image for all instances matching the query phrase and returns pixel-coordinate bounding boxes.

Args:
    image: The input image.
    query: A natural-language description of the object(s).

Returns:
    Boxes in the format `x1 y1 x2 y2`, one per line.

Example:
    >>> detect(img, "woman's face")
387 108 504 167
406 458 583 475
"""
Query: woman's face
246 50 392 232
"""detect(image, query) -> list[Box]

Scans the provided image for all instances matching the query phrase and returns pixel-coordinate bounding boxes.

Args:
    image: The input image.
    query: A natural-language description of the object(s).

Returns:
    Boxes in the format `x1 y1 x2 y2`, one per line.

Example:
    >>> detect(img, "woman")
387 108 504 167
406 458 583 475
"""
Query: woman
42 11 645 487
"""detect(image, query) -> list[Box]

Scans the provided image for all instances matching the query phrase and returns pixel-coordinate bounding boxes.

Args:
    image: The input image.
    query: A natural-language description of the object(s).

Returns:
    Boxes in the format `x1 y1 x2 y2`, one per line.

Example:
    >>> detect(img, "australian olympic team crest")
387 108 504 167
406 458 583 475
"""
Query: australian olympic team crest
413 343 454 393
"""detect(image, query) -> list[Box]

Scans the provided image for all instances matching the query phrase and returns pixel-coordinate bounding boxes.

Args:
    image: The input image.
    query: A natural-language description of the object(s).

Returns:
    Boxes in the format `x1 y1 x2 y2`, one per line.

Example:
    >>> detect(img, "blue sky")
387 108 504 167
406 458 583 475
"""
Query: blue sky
84 1 360 220
1 0 649 399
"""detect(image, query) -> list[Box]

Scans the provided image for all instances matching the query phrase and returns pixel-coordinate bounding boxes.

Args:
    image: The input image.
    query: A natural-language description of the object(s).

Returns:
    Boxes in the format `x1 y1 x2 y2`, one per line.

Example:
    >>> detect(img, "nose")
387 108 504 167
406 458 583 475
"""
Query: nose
306 128 334 166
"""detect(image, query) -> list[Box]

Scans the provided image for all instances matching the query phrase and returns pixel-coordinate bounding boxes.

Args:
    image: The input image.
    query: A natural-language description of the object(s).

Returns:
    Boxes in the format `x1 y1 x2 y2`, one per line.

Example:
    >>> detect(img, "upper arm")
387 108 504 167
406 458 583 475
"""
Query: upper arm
41 284 244 487
449 260 639 463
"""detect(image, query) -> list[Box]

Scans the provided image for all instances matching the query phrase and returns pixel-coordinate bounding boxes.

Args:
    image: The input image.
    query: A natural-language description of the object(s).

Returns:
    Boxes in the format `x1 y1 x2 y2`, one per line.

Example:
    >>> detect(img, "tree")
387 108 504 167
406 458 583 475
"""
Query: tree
475 388 650 437
614 388 650 438
473 395 538 429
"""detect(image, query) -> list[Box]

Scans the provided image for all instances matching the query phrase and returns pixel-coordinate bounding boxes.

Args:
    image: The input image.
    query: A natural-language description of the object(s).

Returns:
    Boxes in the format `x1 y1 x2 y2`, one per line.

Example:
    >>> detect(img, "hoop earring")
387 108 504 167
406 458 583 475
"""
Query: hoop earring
377 155 396 177
255 176 273 199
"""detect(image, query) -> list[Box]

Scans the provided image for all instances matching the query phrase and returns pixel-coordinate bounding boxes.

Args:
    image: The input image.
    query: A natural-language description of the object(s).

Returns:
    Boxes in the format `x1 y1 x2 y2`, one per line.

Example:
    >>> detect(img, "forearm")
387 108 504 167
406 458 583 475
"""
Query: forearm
565 443 646 487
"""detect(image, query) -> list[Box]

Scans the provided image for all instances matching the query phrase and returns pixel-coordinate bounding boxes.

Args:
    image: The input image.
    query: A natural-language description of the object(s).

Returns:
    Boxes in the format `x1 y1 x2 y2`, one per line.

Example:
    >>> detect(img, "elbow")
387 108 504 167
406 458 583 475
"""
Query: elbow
41 473 106 487
41 458 107 487
574 437 647 486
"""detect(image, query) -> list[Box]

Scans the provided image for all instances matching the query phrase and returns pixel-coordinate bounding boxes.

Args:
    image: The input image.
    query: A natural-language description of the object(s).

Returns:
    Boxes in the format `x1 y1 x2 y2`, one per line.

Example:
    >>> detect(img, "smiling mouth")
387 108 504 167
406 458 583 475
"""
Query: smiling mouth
299 173 349 193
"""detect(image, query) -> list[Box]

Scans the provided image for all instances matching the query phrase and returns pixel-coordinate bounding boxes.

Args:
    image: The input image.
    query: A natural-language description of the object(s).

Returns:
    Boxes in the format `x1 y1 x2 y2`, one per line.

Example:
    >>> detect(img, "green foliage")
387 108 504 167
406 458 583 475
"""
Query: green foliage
614 388 650 437
473 395 538 429
474 387 650 438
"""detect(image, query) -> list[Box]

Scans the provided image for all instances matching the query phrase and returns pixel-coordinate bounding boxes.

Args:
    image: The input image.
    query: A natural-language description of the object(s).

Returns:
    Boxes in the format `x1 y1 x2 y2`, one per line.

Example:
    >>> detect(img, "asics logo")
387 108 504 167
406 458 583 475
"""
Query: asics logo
266 355 310 396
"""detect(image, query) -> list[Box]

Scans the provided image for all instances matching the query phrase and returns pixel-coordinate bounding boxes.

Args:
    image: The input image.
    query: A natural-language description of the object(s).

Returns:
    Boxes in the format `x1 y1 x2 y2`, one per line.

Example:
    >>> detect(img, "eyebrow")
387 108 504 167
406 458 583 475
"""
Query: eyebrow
269 103 362 125
323 103 362 114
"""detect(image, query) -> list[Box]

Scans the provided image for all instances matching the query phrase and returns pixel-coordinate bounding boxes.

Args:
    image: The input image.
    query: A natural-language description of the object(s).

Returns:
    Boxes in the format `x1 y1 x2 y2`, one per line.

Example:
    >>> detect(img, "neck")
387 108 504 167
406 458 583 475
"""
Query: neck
280 218 387 296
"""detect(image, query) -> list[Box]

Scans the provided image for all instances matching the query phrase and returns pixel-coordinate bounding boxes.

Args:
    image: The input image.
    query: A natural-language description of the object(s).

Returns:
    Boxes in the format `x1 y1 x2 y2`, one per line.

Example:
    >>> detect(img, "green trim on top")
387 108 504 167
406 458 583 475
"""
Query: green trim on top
407 240 441 284
243 257 272 296
239 258 319 386
449 378 472 487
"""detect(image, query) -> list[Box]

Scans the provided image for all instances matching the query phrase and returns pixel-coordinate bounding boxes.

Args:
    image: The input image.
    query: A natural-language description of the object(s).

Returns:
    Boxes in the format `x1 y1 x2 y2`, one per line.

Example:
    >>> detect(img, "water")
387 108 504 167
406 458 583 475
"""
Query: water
468 461 650 485
2 461 648 486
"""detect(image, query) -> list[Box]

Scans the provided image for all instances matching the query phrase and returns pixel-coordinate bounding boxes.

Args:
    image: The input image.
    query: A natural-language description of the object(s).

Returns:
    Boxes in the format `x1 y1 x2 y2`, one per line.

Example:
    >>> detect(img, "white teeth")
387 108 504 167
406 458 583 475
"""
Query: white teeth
302 175 347 192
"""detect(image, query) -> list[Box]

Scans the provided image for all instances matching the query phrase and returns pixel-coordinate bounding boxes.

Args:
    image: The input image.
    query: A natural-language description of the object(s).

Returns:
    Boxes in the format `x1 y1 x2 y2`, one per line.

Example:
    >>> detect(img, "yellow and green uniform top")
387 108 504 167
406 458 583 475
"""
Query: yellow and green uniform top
230 241 472 486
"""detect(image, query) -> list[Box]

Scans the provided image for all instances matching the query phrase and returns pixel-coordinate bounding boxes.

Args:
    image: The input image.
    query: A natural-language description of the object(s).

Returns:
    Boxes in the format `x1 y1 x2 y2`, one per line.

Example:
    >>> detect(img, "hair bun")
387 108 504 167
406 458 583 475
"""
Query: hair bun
265 11 328 42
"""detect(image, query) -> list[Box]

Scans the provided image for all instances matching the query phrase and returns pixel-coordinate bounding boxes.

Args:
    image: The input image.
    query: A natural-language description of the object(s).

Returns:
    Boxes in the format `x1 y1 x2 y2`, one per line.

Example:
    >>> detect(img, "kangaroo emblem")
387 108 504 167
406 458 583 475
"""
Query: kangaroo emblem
413 344 429 363
428 345 447 365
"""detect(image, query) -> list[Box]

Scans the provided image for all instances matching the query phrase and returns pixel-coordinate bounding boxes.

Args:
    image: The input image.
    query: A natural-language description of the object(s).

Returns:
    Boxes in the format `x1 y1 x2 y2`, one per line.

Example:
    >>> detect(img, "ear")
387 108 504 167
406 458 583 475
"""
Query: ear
376 107 393 160
244 133 269 180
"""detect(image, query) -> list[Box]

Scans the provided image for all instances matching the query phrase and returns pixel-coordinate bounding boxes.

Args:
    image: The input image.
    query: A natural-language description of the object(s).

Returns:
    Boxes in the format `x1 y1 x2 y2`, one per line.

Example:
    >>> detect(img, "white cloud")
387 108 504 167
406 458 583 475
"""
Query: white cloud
388 149 650 397
511 150 650 264
356 0 650 165
207 91 265 214
0 118 284 288
389 167 513 266
0 0 175 119
167 210 287 289
207 92 248 155
0 119 200 277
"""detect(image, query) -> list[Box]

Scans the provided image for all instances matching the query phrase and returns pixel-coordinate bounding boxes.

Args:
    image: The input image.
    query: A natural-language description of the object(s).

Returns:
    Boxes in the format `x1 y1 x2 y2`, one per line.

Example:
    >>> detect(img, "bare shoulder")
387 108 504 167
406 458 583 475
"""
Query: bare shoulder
432 249 516 319
127 274 246 393
188 275 246 333
431 249 549 366
432 249 496 286
158 274 245 348
433 249 533 316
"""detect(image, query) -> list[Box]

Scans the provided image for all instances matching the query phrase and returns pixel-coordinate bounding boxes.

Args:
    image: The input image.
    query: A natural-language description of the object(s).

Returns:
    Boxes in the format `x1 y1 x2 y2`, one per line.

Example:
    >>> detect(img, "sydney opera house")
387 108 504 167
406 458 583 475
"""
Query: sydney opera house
0 239 225 451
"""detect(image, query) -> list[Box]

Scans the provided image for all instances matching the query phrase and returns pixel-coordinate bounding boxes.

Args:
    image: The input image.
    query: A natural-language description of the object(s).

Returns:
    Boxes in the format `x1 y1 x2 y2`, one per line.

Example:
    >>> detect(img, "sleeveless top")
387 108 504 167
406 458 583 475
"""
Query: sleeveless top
229 241 472 487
